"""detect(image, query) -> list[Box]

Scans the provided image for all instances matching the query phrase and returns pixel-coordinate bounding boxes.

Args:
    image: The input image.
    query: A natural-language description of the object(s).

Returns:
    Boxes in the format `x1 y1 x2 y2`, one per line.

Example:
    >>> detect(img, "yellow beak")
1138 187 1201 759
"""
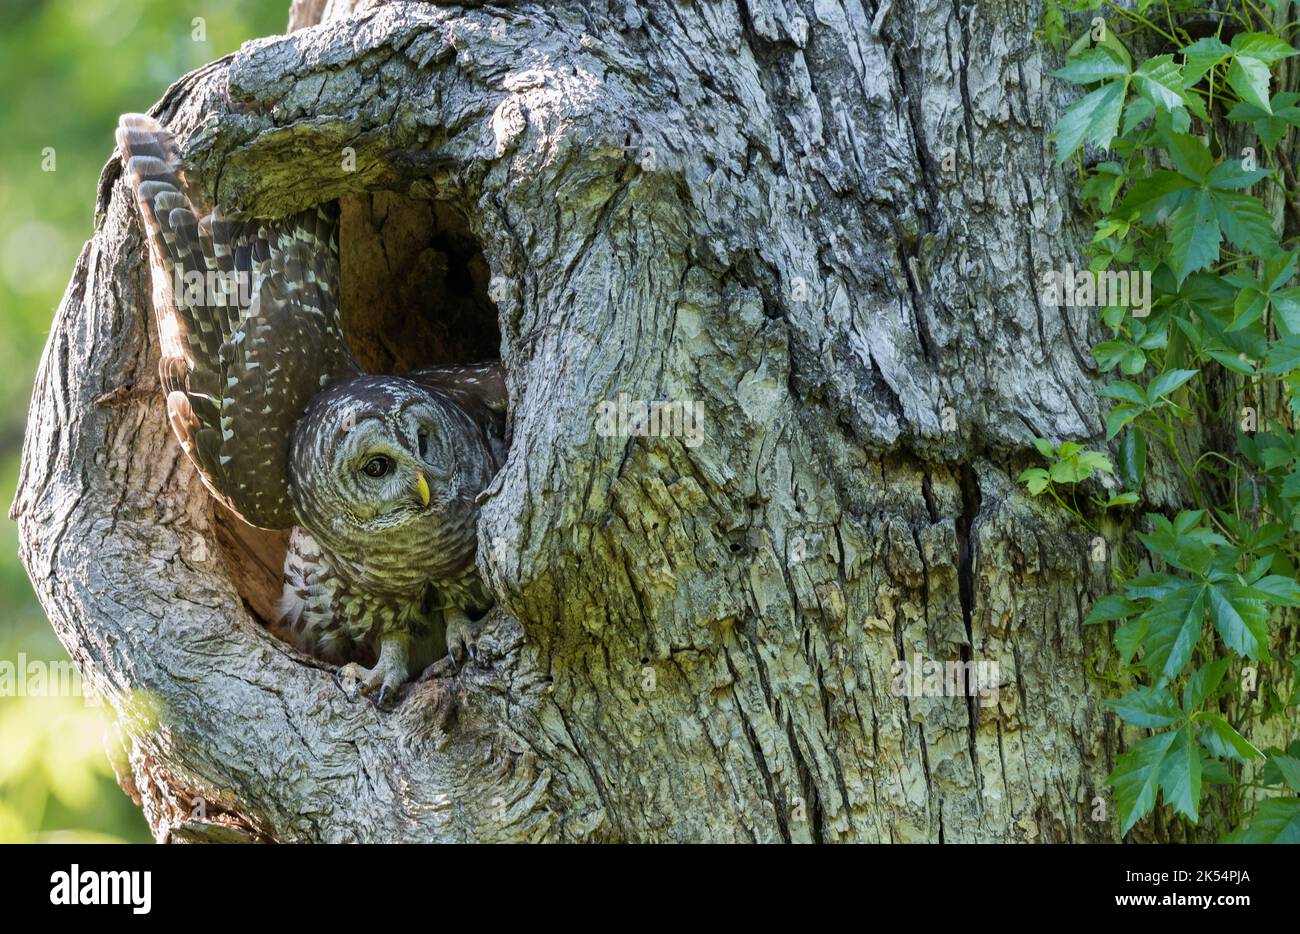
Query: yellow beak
415 471 431 508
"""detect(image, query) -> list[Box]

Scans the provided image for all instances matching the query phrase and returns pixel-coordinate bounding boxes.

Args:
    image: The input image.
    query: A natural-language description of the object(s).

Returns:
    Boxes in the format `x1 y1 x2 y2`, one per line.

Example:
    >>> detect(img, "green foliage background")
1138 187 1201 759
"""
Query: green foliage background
0 0 285 843
1041 0 1300 840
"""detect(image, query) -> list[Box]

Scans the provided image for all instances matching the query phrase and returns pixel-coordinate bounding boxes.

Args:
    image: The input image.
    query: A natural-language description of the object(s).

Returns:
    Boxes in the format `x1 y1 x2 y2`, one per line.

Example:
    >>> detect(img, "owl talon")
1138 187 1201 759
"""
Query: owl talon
336 634 409 704
335 664 365 700
444 609 482 670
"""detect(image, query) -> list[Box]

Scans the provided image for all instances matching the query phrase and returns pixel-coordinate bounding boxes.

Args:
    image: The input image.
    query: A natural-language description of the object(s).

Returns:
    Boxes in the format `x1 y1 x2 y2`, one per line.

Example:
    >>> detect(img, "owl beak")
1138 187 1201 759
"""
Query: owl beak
414 471 431 508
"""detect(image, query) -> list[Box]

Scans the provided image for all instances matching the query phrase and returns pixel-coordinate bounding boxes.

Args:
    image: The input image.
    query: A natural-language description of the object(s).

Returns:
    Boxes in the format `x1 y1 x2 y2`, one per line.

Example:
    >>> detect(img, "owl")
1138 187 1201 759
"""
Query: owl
116 113 507 703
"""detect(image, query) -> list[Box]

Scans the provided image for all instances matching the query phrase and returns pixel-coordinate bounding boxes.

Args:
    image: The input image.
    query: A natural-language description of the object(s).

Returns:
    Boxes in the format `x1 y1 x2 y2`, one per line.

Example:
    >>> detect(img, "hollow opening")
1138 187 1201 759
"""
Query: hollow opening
214 188 503 630
337 191 502 371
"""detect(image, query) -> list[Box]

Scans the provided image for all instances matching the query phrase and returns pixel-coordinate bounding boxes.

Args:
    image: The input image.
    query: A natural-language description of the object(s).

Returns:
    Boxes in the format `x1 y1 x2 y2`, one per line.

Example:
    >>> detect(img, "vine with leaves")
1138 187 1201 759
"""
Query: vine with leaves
1038 0 1300 840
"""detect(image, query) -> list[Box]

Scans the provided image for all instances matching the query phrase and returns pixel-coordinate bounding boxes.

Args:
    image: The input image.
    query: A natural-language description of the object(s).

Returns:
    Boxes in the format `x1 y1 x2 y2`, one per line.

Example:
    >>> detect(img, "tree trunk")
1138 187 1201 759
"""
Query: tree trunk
12 0 1153 842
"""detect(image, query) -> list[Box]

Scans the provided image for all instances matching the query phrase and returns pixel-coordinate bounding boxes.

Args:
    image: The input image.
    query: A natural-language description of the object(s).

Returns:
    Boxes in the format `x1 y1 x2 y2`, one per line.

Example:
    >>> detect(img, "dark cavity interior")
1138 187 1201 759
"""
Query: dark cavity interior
339 190 502 370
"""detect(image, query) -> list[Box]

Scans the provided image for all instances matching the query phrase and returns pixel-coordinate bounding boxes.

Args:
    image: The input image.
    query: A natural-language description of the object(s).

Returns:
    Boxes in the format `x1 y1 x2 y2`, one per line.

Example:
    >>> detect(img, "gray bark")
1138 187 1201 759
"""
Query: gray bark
13 0 1144 842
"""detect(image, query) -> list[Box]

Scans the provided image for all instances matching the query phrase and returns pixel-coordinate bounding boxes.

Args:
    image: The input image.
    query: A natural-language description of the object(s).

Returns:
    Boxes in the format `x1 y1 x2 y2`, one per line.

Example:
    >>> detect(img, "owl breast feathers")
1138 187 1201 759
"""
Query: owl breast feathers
117 113 507 700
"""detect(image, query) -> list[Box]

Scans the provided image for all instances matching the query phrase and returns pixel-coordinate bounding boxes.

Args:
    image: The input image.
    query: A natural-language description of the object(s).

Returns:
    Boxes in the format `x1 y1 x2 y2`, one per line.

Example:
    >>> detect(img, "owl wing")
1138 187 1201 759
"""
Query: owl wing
407 361 507 413
407 361 509 464
117 114 359 529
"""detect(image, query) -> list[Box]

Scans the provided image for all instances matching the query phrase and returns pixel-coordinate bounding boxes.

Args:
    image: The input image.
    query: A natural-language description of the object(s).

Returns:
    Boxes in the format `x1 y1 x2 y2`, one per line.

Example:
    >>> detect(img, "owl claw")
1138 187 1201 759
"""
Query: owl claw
444 609 483 670
372 684 403 710
333 668 359 700
336 635 410 705
444 643 479 669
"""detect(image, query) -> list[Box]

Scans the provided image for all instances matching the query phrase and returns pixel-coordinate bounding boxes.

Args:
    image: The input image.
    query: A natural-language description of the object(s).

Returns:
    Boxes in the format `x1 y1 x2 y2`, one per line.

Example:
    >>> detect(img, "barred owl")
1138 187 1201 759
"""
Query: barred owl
116 113 506 703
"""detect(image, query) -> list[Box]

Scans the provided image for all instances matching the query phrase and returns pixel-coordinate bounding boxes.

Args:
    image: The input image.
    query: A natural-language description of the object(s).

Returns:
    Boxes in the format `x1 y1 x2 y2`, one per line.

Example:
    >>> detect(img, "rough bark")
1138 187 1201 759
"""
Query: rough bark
13 0 1153 842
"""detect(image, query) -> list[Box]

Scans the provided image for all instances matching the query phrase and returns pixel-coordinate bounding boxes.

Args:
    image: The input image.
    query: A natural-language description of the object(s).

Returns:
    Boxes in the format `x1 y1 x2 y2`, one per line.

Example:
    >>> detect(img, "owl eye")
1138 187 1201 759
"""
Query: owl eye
417 430 429 459
362 455 393 478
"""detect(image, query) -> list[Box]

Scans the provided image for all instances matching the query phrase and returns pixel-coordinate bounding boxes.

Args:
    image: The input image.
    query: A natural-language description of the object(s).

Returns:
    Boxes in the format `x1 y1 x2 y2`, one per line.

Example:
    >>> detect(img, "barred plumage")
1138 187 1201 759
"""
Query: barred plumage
118 113 506 700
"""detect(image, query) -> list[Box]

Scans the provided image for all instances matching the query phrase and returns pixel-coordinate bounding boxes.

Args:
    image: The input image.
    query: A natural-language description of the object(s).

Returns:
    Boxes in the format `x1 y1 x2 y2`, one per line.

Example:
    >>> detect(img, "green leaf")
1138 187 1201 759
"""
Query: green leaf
1053 47 1129 84
1283 466 1300 500
1147 368 1198 403
1116 170 1196 220
1261 741 1300 783
1225 94 1300 146
1085 593 1139 624
1157 724 1202 823
1181 37 1231 86
1182 658 1230 711
1212 190 1277 255
1162 131 1213 181
1094 340 1140 372
1139 518 1216 575
1106 405 1141 440
1114 617 1148 663
1265 248 1299 291
1109 729 1179 834
1207 160 1272 190
1207 349 1257 374
1100 380 1148 406
1054 79 1128 162
1228 53 1273 113
1270 753 1300 792
1224 797 1300 842
1097 26 1132 70
1143 581 1206 681
1272 287 1300 336
1229 288 1269 332
1209 583 1270 660
1132 55 1184 111
1032 437 1055 458
1197 712 1262 763
1082 163 1127 212
1247 574 1300 606
1077 450 1113 474
1111 685 1183 728
1231 32 1299 66
1202 755 1234 785
1124 571 1188 601
1049 460 1080 483
1263 335 1300 373
1168 190 1220 283
1121 96 1156 136
1018 467 1049 495
1118 426 1147 490
1120 347 1146 374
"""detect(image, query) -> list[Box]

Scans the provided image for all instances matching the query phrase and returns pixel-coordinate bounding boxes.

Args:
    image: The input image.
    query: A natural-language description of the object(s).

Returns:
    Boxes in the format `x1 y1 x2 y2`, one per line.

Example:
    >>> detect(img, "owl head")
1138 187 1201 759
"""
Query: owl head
287 375 489 594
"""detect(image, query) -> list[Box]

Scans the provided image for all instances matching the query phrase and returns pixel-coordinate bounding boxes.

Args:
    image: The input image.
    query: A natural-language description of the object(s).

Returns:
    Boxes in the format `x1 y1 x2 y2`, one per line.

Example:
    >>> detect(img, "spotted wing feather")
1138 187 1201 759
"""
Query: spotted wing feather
117 113 359 528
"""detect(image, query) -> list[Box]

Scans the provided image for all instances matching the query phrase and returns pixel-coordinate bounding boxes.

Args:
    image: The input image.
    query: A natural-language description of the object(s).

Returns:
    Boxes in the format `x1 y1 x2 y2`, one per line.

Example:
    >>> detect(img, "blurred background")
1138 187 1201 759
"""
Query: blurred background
0 0 285 843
